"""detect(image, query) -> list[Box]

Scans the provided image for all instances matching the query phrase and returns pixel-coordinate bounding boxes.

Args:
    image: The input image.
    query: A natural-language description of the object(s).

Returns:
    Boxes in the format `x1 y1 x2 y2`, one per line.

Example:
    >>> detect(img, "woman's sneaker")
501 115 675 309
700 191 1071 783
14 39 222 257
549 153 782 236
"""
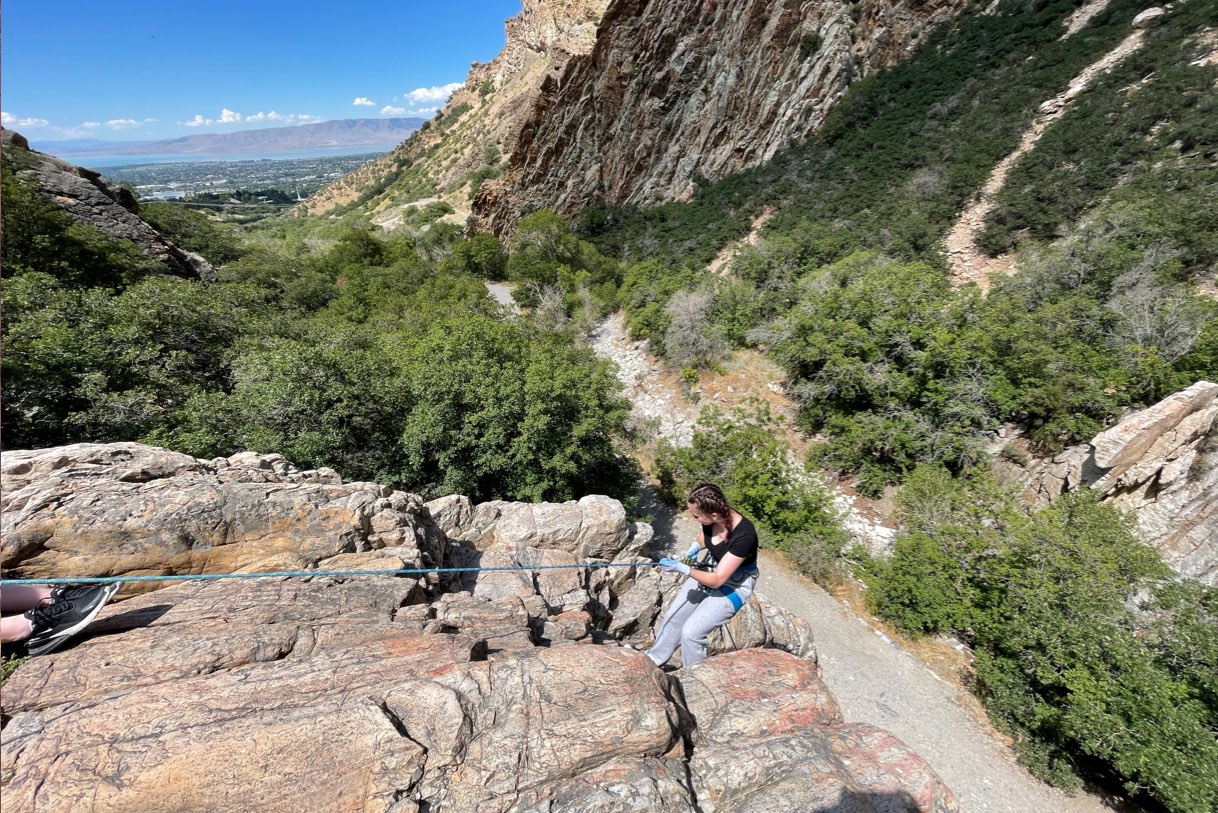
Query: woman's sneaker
23 583 120 656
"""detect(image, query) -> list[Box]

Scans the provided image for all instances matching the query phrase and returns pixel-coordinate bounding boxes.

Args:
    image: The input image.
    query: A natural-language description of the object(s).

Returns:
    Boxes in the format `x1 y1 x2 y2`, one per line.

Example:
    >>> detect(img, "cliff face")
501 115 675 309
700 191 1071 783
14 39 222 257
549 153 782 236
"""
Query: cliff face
473 0 967 232
295 0 609 224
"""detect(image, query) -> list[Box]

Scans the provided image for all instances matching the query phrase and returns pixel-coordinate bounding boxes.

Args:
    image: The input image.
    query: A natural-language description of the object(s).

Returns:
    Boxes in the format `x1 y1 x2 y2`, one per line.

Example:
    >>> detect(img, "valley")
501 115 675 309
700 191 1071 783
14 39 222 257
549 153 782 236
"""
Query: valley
99 151 389 211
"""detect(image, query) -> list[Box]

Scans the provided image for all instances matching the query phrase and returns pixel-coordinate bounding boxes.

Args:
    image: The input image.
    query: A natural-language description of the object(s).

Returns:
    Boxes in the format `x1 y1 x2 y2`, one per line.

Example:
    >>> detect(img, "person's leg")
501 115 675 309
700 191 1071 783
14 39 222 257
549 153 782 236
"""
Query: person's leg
1 585 52 613
1 586 53 643
2 615 35 643
646 579 705 666
677 578 755 667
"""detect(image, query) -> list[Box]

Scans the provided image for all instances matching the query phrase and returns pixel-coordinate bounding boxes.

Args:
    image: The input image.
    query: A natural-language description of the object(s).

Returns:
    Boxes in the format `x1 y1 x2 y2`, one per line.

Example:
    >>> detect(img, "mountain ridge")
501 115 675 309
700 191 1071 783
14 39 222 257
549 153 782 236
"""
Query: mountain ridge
35 117 424 158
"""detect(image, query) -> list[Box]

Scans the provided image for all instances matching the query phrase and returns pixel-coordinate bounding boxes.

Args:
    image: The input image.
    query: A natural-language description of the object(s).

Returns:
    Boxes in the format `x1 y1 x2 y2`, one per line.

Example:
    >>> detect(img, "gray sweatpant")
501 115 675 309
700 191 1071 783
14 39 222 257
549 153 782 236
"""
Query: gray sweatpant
646 574 756 668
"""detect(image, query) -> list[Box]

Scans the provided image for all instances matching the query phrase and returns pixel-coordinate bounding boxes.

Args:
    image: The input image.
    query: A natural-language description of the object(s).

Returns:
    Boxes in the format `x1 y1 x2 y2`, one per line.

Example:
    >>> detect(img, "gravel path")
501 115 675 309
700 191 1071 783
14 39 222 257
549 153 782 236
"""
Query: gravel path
756 555 1126 813
484 281 520 313
592 314 1130 813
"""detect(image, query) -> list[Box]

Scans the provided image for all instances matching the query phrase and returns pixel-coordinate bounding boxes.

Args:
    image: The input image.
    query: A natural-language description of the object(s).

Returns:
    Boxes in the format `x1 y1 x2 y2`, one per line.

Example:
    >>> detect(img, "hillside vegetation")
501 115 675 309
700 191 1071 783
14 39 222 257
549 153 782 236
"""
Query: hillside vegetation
584 0 1218 494
1 156 636 505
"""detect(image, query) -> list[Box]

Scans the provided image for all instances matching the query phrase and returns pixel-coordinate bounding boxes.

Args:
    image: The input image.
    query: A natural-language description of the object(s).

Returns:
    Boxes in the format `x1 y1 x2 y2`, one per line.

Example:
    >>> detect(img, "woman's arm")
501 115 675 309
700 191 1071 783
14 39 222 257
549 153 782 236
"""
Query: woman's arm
689 551 744 590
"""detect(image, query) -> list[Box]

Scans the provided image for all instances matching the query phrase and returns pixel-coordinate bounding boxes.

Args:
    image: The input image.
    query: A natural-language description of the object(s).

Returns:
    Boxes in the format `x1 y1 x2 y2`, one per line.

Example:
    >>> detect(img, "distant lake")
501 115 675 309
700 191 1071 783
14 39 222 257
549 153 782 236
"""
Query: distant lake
64 146 391 169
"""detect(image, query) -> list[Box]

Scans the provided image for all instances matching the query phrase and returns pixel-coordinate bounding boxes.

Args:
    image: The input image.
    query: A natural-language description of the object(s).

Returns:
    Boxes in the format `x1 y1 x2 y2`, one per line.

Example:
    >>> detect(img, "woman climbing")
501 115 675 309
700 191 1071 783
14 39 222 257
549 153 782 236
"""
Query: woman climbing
647 483 759 668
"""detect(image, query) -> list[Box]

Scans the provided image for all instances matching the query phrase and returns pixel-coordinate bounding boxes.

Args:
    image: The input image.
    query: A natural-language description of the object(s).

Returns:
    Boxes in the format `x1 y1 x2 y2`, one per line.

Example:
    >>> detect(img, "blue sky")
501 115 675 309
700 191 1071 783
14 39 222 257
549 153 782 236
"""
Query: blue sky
2 0 522 142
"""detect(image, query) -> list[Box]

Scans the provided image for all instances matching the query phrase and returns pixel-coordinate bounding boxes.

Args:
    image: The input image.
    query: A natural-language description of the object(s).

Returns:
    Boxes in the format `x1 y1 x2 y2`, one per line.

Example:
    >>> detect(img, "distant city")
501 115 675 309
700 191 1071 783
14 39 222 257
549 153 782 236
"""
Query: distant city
99 152 387 215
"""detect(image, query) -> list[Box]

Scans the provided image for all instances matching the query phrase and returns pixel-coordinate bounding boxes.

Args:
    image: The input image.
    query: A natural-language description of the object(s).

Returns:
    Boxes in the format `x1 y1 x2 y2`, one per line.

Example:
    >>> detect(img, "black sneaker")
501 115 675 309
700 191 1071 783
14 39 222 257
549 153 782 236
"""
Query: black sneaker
24 582 120 656
49 583 113 603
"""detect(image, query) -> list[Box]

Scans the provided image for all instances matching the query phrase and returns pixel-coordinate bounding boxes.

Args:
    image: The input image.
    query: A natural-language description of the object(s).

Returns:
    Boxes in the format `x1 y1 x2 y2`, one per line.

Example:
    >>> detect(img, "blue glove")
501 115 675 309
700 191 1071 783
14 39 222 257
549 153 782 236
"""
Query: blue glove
659 557 692 576
686 541 701 559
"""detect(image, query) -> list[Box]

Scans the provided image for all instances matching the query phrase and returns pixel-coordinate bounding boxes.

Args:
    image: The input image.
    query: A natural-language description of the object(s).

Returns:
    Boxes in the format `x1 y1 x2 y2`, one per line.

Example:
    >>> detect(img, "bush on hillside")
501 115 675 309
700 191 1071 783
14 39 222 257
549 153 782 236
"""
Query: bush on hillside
397 315 639 502
140 202 245 265
867 469 1218 812
769 252 996 494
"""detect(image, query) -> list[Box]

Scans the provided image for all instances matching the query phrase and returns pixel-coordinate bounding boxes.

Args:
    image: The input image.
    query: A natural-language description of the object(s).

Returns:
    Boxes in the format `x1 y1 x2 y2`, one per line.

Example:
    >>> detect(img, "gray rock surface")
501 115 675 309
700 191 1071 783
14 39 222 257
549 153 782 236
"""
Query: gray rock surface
0 443 447 591
996 381 1218 584
2 576 954 813
1132 6 1166 27
474 0 970 232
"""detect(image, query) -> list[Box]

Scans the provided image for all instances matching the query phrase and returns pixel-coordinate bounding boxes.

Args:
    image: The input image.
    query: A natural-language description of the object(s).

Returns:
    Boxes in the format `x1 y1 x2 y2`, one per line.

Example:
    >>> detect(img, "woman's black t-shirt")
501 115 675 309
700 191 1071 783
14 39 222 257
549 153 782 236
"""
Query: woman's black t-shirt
702 517 759 570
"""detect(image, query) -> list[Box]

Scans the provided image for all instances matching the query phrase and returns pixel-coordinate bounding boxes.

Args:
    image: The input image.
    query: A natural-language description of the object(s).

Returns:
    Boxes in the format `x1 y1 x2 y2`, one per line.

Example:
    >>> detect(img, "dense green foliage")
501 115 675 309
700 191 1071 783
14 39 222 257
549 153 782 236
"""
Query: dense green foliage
2 153 638 503
769 253 993 494
140 202 248 264
761 241 1217 494
505 210 623 329
654 405 847 583
867 467 1218 812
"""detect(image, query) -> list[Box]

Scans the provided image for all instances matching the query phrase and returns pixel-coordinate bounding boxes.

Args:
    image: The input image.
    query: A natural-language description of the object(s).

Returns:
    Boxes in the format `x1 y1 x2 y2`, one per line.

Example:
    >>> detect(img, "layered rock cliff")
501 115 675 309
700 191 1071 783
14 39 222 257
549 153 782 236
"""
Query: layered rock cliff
303 0 966 233
1 442 959 812
295 0 610 224
1 129 215 281
994 380 1218 585
472 0 968 232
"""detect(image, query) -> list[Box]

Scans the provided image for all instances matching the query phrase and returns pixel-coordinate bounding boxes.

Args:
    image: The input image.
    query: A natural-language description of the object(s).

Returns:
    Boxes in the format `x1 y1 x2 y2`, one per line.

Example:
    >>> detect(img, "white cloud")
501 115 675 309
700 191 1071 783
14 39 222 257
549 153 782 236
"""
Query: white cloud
106 118 141 130
1 111 50 128
381 105 407 116
406 82 464 105
82 121 101 129
353 97 375 106
183 109 318 128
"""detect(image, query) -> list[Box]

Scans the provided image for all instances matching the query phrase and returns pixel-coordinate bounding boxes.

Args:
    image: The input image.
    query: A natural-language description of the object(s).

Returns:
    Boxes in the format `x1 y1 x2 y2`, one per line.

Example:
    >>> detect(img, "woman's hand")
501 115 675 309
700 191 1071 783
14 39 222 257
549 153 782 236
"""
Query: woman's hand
658 557 692 576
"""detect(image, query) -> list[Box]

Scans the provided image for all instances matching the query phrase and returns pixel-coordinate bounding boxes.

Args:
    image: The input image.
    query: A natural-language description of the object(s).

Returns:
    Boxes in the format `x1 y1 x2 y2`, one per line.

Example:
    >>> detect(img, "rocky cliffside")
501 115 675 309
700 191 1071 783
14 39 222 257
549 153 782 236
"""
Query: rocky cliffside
295 0 609 225
994 380 1218 585
472 0 968 232
0 442 959 812
1 129 215 281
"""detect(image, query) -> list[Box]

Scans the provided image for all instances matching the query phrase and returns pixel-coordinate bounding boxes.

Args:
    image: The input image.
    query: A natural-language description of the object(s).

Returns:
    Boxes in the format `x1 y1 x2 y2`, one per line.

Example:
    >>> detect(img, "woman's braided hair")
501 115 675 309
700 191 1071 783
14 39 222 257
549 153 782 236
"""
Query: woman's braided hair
686 483 734 531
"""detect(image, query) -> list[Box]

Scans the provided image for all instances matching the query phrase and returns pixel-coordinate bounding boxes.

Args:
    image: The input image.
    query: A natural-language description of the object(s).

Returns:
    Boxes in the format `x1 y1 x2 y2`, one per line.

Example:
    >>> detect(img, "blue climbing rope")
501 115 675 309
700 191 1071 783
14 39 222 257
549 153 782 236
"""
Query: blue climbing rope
0 561 664 587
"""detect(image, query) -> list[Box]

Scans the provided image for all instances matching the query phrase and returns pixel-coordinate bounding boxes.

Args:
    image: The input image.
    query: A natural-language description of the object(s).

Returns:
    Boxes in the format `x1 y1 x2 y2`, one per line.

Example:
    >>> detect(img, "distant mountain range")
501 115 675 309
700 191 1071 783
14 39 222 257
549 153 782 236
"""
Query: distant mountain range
35 118 425 157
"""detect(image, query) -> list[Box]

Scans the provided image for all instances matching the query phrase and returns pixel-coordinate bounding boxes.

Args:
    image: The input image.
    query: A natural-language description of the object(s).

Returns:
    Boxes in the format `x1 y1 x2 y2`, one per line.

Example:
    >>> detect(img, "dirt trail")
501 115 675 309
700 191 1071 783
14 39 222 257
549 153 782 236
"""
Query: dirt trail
592 314 1130 813
946 14 1146 291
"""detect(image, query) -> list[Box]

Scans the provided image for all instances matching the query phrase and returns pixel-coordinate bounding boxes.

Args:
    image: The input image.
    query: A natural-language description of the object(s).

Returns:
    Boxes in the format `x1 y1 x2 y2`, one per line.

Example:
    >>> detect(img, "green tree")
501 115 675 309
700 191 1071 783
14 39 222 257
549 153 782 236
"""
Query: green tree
140 202 245 265
447 233 507 280
398 315 637 502
161 323 412 482
770 252 994 493
870 472 1218 812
